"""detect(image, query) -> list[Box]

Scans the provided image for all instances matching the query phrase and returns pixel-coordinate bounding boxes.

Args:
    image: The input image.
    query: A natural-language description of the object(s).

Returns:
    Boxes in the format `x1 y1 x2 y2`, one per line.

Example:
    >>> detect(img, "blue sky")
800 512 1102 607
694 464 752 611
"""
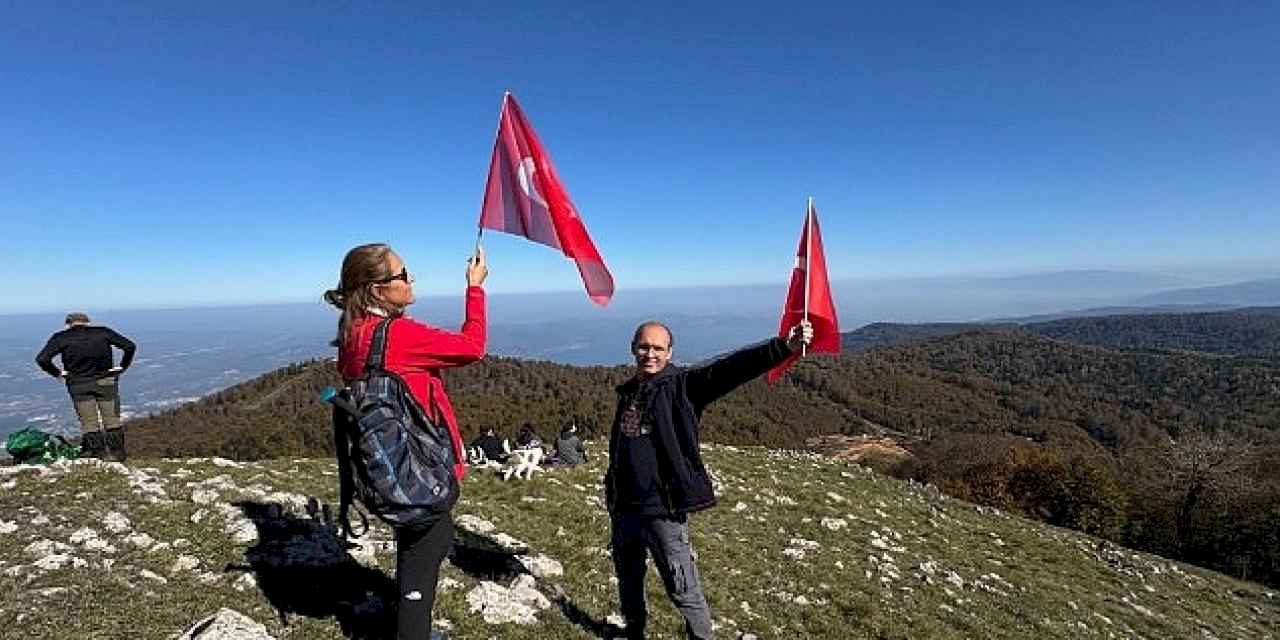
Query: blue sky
3 1 1278 313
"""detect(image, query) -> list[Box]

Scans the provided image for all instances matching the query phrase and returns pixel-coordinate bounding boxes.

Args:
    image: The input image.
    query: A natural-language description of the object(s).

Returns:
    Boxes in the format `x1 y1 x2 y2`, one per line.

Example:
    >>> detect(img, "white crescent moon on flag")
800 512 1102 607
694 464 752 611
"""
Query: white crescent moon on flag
517 157 549 208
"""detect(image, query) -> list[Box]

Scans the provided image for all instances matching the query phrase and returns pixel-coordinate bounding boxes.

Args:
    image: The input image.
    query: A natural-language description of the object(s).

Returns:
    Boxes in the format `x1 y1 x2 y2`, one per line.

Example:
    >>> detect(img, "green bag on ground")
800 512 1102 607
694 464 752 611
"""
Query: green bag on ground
5 428 80 464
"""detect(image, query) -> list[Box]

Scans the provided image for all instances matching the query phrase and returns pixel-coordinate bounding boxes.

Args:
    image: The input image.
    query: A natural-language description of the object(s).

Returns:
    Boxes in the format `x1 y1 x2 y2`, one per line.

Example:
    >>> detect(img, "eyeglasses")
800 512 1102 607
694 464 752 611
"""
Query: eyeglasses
634 343 669 354
377 268 413 284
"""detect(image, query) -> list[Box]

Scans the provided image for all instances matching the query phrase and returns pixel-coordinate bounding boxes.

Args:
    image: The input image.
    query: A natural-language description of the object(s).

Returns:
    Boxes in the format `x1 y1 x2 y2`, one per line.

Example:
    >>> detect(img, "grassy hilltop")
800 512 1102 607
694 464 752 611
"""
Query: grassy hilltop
1 448 1276 639
109 307 1280 600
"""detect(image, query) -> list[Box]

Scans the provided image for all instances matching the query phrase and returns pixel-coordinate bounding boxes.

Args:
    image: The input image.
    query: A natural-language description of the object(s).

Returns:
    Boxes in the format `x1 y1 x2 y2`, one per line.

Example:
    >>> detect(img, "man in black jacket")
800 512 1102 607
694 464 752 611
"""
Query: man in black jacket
35 312 136 462
605 319 812 640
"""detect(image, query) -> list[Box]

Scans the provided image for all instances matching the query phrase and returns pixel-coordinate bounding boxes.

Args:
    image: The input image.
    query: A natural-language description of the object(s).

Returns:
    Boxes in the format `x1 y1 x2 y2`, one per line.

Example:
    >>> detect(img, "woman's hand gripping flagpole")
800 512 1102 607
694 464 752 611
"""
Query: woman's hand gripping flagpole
466 241 488 287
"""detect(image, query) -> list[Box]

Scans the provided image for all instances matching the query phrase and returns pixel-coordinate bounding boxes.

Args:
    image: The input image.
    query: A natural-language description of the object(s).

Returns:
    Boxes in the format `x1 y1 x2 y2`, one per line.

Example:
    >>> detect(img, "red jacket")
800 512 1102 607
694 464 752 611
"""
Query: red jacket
337 286 486 480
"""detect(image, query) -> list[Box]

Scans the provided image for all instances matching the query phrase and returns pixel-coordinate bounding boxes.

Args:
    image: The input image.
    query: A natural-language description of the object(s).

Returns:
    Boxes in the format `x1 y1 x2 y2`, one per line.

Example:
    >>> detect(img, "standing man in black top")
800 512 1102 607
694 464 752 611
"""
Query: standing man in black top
35 312 136 462
604 319 812 640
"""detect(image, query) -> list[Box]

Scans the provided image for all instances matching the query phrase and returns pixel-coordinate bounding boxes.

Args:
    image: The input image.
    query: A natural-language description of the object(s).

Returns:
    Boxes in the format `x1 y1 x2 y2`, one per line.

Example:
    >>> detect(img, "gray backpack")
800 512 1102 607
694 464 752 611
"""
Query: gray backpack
328 318 457 537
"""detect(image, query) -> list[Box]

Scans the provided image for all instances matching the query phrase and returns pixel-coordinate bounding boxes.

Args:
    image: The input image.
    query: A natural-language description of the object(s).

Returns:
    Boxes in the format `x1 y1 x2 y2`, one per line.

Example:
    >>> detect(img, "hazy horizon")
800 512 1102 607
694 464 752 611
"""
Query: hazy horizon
6 261 1279 318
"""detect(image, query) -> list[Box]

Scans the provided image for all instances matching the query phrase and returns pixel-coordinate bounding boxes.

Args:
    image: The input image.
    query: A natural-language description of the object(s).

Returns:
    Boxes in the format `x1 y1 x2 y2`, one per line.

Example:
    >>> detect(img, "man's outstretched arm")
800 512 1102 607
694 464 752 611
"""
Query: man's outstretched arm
684 322 813 410
684 338 792 409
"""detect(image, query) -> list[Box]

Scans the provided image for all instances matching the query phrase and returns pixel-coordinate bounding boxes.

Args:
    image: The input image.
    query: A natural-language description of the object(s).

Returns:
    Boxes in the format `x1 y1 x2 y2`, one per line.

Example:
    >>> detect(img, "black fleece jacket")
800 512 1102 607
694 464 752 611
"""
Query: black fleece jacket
605 337 794 516
35 325 136 386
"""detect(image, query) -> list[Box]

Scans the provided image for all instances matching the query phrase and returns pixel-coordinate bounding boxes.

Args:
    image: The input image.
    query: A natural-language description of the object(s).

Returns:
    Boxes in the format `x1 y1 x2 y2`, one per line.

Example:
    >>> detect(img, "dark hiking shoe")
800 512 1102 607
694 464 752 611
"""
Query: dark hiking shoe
80 431 106 459
102 428 126 463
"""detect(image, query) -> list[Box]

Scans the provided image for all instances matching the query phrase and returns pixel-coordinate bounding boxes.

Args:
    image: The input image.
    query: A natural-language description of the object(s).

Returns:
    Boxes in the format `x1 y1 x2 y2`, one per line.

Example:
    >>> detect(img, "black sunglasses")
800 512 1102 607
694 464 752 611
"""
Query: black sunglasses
377 267 412 284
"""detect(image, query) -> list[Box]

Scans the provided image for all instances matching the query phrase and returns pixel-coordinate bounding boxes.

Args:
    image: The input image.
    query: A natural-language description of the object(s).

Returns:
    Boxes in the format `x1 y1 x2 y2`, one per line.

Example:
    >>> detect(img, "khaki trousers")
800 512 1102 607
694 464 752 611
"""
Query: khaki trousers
69 376 121 432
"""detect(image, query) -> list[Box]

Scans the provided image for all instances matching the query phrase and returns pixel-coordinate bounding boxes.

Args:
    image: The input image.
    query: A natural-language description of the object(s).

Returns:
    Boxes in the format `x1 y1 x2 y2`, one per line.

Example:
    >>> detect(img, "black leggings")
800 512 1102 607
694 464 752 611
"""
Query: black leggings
394 513 454 640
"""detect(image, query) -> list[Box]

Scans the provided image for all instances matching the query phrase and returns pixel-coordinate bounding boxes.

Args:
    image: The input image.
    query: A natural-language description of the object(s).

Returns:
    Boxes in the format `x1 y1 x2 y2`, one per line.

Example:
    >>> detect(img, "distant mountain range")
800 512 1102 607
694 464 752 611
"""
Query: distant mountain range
986 304 1238 323
1135 277 1280 306
976 269 1190 293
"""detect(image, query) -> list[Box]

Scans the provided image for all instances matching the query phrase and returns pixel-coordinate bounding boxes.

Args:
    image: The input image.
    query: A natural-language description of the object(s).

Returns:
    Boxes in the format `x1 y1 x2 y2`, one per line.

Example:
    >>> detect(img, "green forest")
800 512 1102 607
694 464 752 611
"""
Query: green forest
125 308 1280 588
845 306 1280 357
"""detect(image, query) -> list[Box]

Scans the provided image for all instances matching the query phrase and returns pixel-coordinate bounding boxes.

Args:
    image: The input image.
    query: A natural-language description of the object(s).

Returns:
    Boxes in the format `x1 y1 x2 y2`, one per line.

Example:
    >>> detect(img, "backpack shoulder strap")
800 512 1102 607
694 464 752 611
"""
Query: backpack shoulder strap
364 318 394 374
331 404 368 539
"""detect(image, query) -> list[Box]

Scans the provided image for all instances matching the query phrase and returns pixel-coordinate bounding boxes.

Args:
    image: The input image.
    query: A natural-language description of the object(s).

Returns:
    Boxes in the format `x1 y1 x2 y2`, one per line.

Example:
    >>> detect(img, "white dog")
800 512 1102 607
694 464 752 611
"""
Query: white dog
502 445 544 481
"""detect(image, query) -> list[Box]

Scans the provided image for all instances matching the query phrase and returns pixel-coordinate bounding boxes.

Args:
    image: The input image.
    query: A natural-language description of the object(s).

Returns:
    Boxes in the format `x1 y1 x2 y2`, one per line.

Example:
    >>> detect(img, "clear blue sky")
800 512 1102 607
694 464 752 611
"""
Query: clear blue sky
3 1 1278 313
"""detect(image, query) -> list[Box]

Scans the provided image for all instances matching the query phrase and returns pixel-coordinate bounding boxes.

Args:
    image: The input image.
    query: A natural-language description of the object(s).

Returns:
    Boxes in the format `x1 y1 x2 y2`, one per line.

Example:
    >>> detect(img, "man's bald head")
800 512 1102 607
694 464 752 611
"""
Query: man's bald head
631 321 673 351
631 321 675 379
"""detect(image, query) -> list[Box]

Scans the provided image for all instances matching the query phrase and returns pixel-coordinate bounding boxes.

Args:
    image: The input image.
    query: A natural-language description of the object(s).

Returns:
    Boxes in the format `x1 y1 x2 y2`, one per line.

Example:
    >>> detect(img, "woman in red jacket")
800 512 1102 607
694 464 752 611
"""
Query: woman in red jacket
324 242 487 640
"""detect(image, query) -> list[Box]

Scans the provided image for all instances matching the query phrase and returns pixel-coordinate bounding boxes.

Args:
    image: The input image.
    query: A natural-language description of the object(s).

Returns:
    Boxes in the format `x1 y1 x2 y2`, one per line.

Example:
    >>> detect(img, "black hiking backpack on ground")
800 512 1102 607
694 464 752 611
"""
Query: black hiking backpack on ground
327 318 458 537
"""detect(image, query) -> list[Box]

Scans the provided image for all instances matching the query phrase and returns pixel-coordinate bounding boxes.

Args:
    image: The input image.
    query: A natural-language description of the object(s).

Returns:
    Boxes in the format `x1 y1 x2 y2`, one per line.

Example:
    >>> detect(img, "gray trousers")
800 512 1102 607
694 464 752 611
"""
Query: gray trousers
610 513 713 640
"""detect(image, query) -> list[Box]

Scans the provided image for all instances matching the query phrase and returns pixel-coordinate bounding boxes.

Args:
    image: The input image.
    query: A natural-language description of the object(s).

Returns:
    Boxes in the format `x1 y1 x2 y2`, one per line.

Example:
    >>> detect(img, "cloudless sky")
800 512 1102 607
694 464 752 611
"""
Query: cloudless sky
3 1 1278 313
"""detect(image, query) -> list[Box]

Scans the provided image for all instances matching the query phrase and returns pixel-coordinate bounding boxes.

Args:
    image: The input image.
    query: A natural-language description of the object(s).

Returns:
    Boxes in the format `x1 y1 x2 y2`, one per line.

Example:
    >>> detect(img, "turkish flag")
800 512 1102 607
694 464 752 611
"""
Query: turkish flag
479 93 614 305
768 199 840 383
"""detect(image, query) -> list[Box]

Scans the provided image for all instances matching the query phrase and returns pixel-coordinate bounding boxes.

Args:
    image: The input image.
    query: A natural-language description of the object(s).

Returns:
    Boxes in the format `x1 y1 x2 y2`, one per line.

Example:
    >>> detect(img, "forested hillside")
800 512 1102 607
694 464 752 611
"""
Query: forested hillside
1028 306 1280 356
129 327 1280 457
841 321 1003 352
842 306 1280 357
813 328 1280 446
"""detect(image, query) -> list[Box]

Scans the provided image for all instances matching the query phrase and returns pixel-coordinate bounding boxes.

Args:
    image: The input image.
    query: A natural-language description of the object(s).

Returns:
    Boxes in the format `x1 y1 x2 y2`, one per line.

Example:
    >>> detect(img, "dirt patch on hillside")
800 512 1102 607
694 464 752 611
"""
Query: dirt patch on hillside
806 434 913 470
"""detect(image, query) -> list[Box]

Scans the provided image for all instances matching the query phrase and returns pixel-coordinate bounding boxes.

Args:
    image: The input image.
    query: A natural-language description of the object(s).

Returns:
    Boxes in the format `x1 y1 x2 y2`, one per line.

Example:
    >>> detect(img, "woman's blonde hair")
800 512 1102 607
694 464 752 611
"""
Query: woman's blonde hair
323 243 403 347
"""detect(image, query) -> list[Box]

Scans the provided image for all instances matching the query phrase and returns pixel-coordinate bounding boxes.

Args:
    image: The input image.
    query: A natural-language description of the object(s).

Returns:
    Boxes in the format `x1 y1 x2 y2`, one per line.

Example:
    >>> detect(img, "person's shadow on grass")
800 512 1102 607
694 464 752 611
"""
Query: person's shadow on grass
229 501 626 639
226 499 396 640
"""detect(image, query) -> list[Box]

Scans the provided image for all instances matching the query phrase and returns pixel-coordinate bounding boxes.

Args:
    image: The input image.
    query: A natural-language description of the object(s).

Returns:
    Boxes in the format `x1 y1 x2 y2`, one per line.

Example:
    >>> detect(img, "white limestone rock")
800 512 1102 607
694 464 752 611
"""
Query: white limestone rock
454 514 497 535
465 574 551 625
103 512 131 534
33 554 88 571
517 554 564 579
179 608 275 640
171 555 201 574
25 539 73 557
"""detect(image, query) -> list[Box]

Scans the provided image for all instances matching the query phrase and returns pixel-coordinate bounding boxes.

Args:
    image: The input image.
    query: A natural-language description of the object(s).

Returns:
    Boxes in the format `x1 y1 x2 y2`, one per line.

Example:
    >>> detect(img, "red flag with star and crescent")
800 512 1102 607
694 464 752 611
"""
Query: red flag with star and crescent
478 92 614 305
768 199 840 383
